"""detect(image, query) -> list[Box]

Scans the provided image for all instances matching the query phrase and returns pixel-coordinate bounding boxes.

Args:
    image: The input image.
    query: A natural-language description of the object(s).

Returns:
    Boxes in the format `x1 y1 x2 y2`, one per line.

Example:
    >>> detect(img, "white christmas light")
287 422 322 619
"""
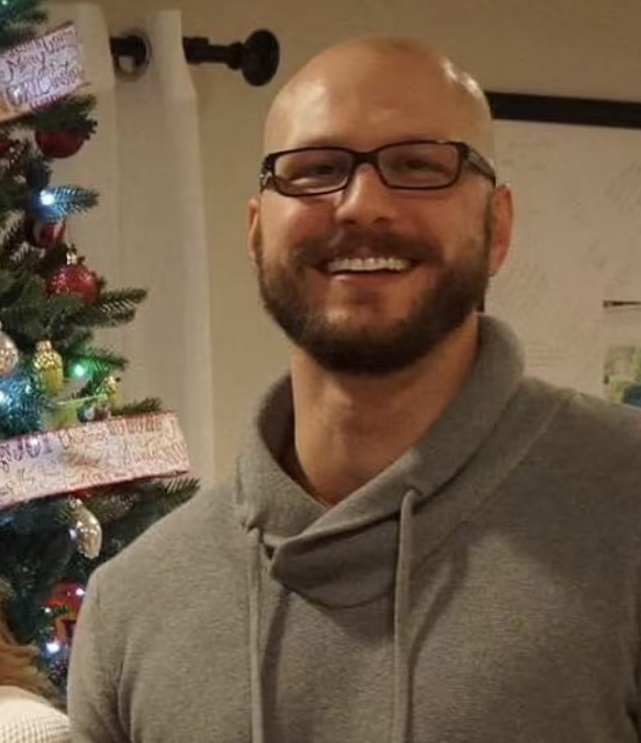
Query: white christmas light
39 190 56 207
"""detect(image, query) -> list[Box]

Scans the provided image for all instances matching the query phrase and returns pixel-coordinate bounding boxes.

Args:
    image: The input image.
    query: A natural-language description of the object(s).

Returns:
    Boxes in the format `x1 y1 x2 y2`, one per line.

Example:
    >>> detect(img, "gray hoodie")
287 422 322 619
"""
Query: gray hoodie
69 316 641 743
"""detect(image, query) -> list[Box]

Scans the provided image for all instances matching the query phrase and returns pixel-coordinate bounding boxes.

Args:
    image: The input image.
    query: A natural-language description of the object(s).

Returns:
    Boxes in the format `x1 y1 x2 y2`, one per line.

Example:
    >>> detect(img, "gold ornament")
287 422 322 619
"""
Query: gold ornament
101 374 121 410
32 339 64 395
0 321 19 378
68 498 103 559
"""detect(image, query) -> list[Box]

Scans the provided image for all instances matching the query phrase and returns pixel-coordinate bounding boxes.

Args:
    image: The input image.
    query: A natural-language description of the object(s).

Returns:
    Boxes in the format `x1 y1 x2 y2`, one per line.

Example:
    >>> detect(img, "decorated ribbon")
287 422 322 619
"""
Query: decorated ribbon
0 412 190 508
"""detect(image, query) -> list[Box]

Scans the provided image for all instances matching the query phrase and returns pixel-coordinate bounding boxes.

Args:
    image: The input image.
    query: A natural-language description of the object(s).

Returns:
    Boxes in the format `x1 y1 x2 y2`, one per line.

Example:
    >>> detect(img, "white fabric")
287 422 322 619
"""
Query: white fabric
46 3 216 486
0 687 69 743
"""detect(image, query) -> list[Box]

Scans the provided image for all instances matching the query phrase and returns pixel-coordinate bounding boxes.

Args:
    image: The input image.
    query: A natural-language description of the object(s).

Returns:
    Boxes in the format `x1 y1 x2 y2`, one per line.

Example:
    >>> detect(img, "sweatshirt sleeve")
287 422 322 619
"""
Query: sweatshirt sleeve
67 574 127 743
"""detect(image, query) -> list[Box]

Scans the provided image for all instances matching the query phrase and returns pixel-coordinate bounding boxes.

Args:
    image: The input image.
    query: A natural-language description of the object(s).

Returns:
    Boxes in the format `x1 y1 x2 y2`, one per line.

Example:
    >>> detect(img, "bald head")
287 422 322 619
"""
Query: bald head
264 36 495 163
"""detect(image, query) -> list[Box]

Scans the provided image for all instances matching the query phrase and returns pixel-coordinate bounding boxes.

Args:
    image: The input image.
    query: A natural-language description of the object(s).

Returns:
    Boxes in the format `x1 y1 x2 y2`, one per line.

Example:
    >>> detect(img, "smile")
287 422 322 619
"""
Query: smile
325 256 412 274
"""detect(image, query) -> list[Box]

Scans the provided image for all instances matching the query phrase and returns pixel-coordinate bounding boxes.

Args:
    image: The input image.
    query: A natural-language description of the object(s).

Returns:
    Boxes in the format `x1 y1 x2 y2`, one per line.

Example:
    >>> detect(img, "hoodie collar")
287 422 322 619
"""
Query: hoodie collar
234 315 563 607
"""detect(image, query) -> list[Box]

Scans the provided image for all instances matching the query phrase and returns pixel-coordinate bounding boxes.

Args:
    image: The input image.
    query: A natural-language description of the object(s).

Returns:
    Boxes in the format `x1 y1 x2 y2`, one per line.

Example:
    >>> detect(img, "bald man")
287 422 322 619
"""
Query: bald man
69 38 641 743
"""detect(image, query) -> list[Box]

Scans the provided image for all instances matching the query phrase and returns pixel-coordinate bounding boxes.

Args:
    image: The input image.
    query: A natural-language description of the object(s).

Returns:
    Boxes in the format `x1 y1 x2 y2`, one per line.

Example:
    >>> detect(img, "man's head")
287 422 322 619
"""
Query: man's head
247 37 512 375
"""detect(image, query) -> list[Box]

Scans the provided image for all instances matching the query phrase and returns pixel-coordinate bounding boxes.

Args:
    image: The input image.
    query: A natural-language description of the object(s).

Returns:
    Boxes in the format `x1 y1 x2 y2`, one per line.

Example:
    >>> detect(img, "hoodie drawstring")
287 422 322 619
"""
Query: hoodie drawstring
392 490 418 743
248 491 417 743
248 527 265 743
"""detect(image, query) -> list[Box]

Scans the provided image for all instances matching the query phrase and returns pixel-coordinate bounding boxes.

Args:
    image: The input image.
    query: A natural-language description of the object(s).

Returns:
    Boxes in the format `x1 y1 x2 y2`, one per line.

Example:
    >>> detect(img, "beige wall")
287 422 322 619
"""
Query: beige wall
62 0 641 476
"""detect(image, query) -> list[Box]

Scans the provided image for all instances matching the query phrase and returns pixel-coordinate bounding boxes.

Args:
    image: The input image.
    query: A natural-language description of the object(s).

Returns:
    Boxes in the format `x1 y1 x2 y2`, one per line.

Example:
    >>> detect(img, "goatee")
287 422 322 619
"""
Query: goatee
254 212 492 375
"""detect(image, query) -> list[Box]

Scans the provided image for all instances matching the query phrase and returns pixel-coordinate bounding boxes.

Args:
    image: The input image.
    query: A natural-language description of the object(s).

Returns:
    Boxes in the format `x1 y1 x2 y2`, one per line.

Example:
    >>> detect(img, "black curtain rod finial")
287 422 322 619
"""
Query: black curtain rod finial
110 28 280 86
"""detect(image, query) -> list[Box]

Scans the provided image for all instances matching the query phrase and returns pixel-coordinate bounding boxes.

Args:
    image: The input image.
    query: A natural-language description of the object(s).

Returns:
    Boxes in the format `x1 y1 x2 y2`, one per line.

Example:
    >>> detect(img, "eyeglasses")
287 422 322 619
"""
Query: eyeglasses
259 139 497 197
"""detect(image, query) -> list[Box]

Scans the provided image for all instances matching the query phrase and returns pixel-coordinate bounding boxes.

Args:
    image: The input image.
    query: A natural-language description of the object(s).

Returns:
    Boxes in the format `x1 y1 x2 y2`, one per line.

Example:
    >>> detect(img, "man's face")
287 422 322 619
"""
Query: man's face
248 51 511 375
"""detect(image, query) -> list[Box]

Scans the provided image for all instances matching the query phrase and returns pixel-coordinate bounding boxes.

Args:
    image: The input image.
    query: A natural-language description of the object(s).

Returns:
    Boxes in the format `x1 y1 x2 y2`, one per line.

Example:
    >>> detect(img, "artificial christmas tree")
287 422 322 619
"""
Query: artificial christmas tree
0 0 197 692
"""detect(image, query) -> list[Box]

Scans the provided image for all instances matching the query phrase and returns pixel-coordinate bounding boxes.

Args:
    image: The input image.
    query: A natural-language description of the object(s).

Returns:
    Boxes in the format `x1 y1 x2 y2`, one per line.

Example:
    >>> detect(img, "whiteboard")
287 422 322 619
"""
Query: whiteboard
486 120 641 396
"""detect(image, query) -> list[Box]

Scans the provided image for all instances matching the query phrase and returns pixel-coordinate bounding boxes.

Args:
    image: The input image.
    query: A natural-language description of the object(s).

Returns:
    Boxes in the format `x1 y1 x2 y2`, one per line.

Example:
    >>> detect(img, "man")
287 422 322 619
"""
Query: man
68 37 641 743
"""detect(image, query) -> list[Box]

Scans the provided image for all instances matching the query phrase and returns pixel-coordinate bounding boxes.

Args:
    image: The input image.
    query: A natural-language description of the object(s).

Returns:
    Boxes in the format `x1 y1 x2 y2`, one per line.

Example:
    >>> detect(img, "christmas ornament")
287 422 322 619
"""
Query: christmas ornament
77 395 110 423
100 375 122 411
46 251 99 304
27 218 66 249
0 24 86 125
36 129 87 159
0 322 19 378
0 368 43 435
32 339 64 396
68 497 102 559
0 138 11 157
45 582 85 647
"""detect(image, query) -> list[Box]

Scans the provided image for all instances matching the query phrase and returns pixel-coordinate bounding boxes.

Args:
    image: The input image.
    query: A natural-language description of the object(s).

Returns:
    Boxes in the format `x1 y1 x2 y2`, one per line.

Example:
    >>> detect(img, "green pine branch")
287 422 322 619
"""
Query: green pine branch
112 397 162 416
50 325 92 355
0 215 29 264
0 274 49 342
0 268 16 296
4 141 44 180
0 0 46 49
34 186 98 222
0 0 47 25
0 173 29 216
69 288 147 328
72 347 129 373
24 96 98 136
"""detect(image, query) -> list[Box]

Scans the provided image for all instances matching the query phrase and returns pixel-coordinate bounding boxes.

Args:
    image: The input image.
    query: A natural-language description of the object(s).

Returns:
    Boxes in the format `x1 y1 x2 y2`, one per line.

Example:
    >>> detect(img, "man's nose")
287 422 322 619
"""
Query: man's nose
334 163 399 228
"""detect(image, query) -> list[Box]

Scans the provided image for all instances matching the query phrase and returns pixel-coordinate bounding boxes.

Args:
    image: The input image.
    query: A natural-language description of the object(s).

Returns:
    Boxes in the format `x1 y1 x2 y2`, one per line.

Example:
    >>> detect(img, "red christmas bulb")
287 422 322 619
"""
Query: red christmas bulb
47 252 99 304
27 218 66 249
36 130 87 159
45 582 86 647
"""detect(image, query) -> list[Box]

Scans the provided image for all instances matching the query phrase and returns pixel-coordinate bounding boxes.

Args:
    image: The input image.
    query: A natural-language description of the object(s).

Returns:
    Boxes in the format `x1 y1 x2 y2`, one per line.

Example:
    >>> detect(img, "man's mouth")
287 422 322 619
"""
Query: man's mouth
324 256 413 274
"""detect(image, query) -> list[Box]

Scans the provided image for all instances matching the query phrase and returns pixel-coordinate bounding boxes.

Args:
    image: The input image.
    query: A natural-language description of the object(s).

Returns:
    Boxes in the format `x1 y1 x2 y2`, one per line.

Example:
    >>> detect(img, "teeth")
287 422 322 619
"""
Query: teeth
326 256 411 274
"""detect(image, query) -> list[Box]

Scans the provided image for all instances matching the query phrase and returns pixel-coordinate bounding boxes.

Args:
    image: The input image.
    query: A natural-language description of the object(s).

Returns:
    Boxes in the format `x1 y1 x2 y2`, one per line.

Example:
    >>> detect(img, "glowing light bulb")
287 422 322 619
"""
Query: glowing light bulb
39 190 56 207
46 641 61 655
70 360 89 379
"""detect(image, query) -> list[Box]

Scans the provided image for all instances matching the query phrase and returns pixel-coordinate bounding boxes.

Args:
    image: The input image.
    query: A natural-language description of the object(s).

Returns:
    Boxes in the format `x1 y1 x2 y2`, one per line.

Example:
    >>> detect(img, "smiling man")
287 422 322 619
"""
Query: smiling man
69 37 641 743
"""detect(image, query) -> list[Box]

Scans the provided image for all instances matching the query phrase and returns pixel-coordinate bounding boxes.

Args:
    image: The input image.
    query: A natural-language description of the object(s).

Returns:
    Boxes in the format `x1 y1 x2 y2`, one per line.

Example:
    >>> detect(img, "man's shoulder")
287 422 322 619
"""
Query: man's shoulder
91 479 236 589
527 376 641 466
560 385 641 438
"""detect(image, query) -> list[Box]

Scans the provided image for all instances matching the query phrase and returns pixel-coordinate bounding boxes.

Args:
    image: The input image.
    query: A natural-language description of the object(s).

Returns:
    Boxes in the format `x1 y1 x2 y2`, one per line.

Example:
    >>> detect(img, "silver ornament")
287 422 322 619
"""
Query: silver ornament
0 321 19 378
68 498 103 559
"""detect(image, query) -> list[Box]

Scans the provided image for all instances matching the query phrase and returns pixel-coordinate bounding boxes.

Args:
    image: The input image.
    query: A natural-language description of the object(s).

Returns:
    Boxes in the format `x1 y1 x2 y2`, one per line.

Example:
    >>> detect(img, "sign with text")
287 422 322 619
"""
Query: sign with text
0 23 86 123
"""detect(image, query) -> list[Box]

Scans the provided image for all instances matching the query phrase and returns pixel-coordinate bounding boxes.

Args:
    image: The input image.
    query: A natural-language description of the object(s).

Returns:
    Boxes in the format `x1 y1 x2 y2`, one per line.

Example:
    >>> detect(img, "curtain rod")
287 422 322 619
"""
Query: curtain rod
109 29 280 86
487 91 641 129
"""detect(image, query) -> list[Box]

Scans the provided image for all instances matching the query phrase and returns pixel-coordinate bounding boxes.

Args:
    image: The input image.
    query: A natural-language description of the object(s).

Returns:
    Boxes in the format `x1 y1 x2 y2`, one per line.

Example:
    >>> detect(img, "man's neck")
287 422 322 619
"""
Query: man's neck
285 314 480 507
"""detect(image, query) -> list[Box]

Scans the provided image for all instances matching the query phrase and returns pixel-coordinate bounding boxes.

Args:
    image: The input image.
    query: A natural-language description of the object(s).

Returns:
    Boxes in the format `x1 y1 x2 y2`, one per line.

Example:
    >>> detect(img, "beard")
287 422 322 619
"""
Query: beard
254 207 493 376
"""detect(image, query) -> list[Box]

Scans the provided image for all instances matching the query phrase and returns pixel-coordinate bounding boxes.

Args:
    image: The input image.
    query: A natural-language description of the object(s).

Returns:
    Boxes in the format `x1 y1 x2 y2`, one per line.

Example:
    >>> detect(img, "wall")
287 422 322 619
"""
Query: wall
57 0 641 476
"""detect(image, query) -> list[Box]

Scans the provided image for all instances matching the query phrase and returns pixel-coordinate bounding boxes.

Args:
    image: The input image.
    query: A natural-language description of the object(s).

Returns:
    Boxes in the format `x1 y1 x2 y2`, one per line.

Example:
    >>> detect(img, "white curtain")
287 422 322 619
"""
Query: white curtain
47 3 216 487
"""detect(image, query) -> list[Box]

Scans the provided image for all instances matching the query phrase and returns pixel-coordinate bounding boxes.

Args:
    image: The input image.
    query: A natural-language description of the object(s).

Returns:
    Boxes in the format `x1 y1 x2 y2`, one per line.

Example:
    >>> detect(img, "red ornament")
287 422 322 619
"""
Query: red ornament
47 252 99 304
27 218 66 249
36 130 87 159
0 138 11 157
45 582 86 648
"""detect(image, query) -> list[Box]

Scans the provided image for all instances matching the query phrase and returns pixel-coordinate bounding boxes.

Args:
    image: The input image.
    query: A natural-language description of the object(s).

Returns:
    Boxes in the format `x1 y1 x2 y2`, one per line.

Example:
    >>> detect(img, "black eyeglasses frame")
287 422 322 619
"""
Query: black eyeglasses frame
259 139 497 196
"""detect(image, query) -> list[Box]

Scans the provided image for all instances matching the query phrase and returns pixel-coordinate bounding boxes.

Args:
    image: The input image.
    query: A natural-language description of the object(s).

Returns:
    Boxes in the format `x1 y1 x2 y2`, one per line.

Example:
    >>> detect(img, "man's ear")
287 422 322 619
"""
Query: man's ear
488 183 513 276
247 196 260 269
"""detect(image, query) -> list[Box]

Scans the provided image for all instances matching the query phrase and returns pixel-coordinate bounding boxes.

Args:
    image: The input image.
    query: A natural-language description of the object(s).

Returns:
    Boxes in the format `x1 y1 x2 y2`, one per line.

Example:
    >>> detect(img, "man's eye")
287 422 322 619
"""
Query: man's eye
290 162 343 181
394 157 443 173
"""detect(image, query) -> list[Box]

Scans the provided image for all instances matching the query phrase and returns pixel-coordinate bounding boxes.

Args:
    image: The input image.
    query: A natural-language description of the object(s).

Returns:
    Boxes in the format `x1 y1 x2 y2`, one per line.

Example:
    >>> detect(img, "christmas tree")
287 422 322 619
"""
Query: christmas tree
0 0 197 691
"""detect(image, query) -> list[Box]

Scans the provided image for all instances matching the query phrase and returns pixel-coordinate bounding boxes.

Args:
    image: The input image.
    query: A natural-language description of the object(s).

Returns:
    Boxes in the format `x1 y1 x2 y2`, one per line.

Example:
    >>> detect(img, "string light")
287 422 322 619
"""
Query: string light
46 640 61 655
69 359 90 379
39 189 56 207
